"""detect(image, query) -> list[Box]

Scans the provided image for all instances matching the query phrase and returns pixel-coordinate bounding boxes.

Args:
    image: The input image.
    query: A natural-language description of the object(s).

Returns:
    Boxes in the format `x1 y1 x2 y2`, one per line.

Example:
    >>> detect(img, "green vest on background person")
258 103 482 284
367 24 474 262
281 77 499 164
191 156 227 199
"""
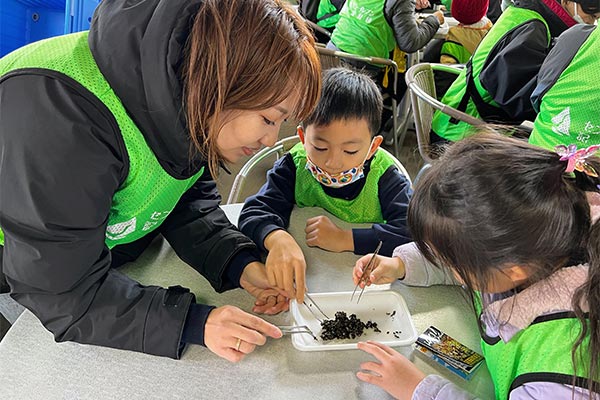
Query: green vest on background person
316 0 345 29
473 294 593 400
529 25 600 150
0 32 204 248
431 6 549 141
289 142 393 223
330 0 396 59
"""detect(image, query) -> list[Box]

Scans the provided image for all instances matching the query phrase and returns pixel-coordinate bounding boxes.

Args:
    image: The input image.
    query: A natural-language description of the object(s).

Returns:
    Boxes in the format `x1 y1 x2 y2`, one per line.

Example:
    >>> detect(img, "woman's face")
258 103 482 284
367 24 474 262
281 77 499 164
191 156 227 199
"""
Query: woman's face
216 96 297 163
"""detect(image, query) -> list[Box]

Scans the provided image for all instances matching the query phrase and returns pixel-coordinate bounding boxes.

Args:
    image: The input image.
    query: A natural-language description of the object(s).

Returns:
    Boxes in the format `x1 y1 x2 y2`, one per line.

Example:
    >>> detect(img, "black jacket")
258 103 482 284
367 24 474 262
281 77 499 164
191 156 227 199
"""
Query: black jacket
0 0 260 358
477 0 576 121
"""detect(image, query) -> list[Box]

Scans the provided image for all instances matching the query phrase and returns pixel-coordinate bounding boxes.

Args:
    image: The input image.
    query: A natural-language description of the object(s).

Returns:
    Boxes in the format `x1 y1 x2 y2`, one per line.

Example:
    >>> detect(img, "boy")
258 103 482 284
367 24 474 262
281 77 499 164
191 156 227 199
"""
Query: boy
439 0 492 65
239 68 412 302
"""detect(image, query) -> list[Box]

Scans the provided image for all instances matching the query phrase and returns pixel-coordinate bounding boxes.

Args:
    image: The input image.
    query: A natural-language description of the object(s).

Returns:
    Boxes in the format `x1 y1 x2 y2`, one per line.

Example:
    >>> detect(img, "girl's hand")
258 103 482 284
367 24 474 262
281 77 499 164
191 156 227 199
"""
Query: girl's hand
204 305 283 363
357 341 426 400
305 215 353 253
263 230 307 302
353 254 405 287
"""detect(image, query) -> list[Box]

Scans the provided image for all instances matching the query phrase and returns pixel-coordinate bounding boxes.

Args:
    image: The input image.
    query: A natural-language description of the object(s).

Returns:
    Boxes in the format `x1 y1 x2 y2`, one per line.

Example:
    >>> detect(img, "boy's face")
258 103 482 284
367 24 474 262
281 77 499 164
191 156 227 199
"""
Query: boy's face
299 118 383 175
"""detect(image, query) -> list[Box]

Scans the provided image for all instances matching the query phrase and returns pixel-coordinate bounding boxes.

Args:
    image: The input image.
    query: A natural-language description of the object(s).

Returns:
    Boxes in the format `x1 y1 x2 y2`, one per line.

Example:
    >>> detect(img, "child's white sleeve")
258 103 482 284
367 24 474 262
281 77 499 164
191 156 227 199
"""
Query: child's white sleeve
392 242 457 287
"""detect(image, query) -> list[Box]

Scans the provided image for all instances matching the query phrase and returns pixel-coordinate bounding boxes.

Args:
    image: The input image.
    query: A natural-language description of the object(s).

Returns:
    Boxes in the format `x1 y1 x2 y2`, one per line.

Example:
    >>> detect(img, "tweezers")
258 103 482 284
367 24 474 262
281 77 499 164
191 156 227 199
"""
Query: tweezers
303 292 330 322
351 240 383 303
278 325 318 340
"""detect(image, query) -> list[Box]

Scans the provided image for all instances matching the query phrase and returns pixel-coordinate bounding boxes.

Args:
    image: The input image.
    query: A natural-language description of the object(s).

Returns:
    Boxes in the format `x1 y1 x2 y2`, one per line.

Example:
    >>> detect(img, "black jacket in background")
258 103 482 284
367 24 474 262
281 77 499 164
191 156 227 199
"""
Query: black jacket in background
0 0 260 358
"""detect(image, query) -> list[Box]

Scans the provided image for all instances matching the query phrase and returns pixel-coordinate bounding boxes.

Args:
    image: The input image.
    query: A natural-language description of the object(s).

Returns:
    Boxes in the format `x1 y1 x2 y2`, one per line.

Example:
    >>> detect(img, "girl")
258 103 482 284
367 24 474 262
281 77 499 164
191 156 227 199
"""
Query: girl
0 0 320 361
353 132 600 399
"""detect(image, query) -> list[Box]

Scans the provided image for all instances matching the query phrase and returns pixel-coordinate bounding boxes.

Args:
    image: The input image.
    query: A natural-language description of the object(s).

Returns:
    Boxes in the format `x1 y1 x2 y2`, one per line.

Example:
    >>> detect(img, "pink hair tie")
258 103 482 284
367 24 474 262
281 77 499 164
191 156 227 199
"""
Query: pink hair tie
555 144 600 177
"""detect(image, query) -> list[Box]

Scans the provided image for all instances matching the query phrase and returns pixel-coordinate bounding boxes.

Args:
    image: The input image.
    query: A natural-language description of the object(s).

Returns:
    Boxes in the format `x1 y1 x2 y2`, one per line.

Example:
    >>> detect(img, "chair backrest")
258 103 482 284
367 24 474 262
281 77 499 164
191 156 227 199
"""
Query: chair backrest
226 135 412 204
226 136 300 204
378 147 413 187
405 62 485 163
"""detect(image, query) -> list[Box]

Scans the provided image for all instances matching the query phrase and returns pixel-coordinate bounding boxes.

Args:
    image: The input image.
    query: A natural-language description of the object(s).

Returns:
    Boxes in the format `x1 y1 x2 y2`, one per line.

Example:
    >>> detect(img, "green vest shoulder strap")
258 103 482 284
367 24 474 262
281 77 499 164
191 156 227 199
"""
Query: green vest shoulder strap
529 26 600 150
0 32 203 248
474 293 595 399
330 0 396 59
432 6 549 141
289 142 392 223
317 0 344 29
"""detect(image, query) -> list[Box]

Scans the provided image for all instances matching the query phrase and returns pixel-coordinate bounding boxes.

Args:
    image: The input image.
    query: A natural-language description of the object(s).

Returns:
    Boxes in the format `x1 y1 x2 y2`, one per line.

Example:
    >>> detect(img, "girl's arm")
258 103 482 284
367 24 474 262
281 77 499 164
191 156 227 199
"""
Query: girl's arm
393 242 457 287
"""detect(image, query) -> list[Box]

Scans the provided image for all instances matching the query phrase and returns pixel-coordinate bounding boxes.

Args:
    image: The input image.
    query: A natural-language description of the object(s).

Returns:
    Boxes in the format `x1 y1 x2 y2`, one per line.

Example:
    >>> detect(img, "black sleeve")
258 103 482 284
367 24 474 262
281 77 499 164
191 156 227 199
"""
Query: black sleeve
238 154 297 253
352 166 413 256
160 167 261 293
479 20 550 121
385 0 440 53
0 72 193 358
531 24 596 112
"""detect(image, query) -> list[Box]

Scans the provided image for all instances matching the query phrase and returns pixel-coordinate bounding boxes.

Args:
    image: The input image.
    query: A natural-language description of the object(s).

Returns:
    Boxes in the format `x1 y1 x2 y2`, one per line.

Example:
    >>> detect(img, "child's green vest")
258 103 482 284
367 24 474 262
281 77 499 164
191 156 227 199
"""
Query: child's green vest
474 294 594 400
330 0 396 59
316 0 343 29
0 32 203 249
529 26 600 150
290 143 393 223
432 7 549 141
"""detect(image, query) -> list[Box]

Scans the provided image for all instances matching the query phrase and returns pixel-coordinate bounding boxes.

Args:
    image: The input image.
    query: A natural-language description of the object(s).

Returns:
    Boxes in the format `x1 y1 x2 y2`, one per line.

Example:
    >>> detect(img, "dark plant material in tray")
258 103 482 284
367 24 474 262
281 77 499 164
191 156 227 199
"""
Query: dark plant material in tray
320 311 380 340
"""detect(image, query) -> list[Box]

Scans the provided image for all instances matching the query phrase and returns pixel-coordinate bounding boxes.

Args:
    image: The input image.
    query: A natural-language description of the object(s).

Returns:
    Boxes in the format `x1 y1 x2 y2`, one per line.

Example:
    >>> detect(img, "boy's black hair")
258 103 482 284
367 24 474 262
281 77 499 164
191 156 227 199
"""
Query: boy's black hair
303 67 383 136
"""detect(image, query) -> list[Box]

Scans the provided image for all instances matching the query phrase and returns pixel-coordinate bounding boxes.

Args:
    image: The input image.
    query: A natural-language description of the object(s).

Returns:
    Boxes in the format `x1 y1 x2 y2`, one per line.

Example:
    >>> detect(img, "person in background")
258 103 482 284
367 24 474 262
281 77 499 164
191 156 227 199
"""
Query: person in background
440 0 492 64
353 132 600 399
431 0 600 144
0 0 320 361
239 68 412 303
529 23 600 150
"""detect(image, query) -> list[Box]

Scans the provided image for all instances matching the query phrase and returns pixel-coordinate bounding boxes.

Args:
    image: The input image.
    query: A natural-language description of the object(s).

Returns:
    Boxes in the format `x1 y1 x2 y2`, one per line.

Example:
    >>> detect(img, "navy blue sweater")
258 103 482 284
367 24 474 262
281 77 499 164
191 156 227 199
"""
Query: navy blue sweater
239 151 413 257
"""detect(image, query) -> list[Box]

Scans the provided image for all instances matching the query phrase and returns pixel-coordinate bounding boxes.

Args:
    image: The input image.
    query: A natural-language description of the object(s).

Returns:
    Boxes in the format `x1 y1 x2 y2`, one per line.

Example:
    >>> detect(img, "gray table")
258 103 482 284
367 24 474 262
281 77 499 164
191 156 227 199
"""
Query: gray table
0 205 493 399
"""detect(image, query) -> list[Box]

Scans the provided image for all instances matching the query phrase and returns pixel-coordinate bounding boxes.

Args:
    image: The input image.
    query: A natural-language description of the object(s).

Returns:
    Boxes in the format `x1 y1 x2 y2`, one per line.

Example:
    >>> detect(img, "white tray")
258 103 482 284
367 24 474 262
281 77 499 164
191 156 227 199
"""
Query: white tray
290 291 417 351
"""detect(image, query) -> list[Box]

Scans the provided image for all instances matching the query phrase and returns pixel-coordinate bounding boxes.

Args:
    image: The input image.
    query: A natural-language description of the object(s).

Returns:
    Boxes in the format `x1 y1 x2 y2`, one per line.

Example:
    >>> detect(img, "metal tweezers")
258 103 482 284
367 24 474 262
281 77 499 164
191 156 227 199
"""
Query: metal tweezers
278 325 318 340
351 240 383 304
303 292 329 323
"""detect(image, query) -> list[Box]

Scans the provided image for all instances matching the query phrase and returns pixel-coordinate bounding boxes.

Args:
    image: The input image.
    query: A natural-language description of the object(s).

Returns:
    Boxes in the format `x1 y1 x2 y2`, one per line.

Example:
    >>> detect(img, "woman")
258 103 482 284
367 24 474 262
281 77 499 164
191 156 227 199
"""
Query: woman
0 0 320 361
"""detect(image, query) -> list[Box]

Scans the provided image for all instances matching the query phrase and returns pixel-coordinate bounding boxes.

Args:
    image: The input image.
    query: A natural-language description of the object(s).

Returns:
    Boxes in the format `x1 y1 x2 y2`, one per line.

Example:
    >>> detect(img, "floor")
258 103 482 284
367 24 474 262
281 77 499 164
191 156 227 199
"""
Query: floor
0 123 423 343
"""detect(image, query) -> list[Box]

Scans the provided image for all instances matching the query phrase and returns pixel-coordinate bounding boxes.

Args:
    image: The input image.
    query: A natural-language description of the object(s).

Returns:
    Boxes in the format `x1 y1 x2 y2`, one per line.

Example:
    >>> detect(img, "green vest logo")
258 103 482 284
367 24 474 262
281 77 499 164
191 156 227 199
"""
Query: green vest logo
106 218 137 241
551 107 571 137
349 6 374 23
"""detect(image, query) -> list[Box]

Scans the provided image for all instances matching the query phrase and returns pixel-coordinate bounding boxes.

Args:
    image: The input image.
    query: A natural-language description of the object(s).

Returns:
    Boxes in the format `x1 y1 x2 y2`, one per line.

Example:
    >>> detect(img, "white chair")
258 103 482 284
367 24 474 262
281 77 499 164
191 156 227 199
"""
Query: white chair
226 135 412 204
405 62 485 163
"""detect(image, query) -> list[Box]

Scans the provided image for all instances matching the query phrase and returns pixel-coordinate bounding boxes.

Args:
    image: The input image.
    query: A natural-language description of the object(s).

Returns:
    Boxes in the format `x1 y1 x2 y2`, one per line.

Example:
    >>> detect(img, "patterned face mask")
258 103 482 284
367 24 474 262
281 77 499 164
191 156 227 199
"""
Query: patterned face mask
305 140 374 188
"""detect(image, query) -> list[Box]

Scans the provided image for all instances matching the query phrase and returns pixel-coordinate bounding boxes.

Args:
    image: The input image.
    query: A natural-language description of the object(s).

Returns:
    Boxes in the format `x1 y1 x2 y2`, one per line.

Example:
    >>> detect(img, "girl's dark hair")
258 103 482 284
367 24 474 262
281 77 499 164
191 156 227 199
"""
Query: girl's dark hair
408 130 600 396
302 67 383 136
183 0 321 177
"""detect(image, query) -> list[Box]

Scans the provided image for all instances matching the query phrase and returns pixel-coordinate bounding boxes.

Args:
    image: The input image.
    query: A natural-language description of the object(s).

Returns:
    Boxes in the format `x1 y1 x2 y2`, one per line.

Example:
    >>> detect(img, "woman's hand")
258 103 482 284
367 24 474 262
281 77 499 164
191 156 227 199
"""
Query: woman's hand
263 230 307 303
353 254 405 287
415 0 431 10
240 261 289 314
357 341 426 400
305 215 353 253
204 305 283 363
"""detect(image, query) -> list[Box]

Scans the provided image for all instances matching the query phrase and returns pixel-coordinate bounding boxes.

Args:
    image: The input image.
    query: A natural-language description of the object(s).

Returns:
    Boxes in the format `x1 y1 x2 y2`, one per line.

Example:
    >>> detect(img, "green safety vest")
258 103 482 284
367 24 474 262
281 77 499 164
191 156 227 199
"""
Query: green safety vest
440 41 472 64
330 0 396 59
316 0 343 29
432 6 549 141
474 294 594 400
290 142 393 223
529 27 600 150
0 32 203 248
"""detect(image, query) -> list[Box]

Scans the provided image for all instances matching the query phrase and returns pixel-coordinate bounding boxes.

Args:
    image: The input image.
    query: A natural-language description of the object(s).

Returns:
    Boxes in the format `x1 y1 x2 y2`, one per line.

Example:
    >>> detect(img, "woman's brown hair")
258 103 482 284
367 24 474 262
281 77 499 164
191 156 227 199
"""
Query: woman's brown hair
183 0 321 177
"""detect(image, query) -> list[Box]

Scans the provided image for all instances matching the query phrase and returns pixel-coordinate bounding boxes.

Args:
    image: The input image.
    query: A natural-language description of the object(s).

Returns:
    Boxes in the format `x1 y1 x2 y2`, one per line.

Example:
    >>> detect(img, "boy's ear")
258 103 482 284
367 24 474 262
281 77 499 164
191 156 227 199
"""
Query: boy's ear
297 125 305 144
368 135 384 159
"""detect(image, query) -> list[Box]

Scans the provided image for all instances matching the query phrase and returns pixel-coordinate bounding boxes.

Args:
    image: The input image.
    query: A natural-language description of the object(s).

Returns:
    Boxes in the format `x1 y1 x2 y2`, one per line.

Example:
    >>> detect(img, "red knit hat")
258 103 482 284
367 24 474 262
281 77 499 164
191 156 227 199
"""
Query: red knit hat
451 0 489 25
